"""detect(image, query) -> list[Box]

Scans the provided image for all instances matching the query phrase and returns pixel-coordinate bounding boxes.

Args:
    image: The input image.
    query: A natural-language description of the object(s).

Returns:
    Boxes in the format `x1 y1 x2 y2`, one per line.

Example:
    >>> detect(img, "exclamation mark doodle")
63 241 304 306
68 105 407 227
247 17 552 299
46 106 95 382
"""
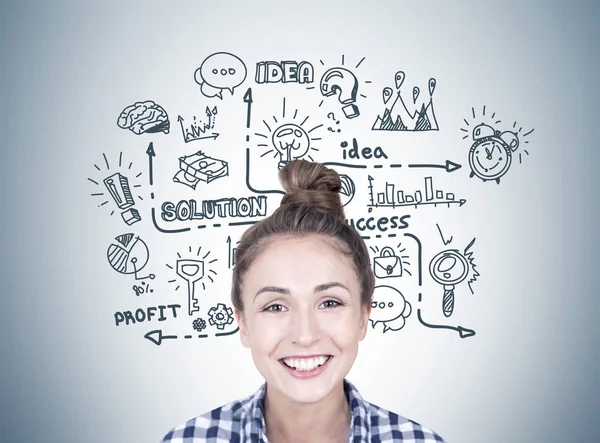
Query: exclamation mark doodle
243 87 253 142
103 172 141 226
146 142 155 200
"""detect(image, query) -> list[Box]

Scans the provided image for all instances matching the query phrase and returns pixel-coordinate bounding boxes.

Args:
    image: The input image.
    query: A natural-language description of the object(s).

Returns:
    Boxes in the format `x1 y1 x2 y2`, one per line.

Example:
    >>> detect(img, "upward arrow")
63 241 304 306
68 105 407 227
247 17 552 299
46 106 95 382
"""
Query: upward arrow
146 142 155 186
243 88 253 128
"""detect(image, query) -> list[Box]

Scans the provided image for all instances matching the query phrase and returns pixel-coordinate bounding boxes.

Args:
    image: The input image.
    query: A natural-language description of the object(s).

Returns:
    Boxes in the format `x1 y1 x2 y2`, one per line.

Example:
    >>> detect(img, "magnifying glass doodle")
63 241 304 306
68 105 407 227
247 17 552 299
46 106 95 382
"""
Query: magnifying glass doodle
429 249 469 317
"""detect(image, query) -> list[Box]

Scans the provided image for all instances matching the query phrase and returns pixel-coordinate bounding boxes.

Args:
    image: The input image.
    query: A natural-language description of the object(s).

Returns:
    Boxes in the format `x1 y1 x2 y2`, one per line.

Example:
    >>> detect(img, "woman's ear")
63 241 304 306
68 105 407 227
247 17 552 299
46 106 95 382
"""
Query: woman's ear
235 308 250 348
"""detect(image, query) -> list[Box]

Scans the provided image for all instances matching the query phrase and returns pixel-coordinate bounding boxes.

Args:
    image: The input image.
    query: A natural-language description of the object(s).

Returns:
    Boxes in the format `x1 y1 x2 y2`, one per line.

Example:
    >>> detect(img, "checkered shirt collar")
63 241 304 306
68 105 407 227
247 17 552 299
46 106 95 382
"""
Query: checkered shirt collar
241 379 370 442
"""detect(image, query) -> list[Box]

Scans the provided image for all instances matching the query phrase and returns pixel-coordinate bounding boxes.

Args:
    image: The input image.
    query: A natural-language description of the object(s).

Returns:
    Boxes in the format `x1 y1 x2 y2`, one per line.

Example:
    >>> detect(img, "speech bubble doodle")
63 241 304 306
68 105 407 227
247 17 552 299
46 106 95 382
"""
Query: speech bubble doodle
194 52 247 99
369 285 412 333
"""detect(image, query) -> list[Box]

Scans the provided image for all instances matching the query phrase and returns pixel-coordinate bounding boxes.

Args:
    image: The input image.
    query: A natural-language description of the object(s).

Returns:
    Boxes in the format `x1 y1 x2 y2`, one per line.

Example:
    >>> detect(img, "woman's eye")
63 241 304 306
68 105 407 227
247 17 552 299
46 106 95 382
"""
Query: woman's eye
321 299 342 308
265 304 285 312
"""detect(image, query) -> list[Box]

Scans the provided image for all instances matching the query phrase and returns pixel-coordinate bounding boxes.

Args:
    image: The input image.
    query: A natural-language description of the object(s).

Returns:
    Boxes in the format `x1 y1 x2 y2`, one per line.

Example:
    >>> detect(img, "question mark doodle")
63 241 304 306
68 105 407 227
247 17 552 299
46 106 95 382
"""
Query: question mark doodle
327 112 341 133
320 68 360 119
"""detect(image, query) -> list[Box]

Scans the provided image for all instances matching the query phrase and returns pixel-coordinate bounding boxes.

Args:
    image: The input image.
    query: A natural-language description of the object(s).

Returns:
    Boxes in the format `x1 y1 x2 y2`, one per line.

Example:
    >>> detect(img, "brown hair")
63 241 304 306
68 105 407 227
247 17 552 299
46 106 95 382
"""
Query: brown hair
230 159 375 312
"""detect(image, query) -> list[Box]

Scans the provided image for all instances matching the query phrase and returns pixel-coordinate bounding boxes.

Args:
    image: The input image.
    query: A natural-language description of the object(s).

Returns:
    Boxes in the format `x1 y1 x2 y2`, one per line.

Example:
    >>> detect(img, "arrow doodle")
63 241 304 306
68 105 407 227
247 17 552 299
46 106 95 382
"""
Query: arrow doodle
408 160 462 173
146 142 155 186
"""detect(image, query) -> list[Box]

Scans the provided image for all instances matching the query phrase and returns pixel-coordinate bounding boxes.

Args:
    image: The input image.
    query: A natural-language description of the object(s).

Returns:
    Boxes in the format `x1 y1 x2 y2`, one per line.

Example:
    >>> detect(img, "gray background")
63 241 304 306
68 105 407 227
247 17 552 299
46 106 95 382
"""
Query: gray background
1 1 598 442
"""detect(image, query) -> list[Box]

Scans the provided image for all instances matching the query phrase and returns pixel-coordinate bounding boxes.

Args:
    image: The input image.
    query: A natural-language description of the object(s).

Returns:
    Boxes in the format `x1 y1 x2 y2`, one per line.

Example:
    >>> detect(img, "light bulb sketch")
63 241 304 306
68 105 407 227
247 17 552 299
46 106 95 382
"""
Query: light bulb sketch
254 98 322 170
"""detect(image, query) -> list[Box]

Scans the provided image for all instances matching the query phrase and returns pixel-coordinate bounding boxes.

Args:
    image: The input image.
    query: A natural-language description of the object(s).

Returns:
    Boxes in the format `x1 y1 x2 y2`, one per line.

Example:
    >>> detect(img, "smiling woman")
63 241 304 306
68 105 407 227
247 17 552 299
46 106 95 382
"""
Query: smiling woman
161 160 445 442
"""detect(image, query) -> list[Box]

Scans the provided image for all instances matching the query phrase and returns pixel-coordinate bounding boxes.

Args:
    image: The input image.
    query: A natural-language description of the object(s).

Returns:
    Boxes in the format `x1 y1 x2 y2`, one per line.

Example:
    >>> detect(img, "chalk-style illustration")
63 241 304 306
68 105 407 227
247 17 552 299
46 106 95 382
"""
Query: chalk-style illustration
88 152 143 225
436 223 453 245
327 112 341 133
243 88 253 142
192 318 207 332
370 245 411 279
178 107 219 142
226 236 239 269
161 195 267 223
117 100 170 135
255 61 314 84
340 139 388 161
146 142 155 187
115 304 181 327
173 151 229 189
145 330 180 345
208 303 234 330
417 296 476 339
367 175 466 212
144 325 240 345
408 160 462 173
372 71 438 131
166 246 218 316
194 52 247 99
254 98 322 169
461 106 534 184
316 55 370 119
132 280 153 296
429 232 479 317
369 285 412 333
339 174 355 207
107 233 155 281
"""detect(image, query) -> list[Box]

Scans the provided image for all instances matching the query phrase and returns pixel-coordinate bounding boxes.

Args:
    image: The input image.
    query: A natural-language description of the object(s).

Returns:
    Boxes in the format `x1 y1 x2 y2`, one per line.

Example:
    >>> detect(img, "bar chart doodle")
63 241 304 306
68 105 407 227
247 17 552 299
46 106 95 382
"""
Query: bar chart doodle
178 107 219 143
366 175 466 212
166 246 218 316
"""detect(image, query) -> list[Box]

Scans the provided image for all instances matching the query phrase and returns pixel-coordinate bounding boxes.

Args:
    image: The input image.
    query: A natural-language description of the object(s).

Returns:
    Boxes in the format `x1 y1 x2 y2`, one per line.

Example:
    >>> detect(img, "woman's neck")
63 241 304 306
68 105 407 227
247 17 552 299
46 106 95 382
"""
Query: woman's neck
263 382 351 443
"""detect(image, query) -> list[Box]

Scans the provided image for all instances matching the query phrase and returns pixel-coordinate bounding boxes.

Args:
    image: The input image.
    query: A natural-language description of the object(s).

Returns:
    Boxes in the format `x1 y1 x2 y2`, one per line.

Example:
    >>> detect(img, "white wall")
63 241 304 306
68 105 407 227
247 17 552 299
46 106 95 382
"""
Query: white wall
1 1 598 442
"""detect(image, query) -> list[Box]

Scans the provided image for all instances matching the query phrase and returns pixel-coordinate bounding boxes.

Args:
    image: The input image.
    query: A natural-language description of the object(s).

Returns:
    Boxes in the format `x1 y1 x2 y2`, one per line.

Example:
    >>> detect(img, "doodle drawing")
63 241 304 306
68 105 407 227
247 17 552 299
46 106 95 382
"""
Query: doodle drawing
461 106 534 184
173 151 229 189
372 72 438 131
117 100 170 135
370 245 411 279
88 152 144 225
367 175 466 211
317 55 369 119
254 98 322 170
369 285 412 333
208 303 235 330
255 61 314 84
166 246 218 316
106 233 155 281
178 107 219 143
194 52 247 99
428 237 479 317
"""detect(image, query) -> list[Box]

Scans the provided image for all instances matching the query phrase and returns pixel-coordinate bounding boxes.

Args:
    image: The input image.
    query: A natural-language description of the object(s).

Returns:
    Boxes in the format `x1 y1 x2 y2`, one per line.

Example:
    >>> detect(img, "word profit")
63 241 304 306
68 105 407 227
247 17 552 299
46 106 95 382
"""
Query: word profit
114 304 181 326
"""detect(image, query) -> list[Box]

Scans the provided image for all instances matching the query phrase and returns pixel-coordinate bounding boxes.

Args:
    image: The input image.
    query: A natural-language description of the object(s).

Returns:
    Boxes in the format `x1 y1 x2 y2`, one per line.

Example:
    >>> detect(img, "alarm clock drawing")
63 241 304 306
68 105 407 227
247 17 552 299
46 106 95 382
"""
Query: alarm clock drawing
468 123 520 184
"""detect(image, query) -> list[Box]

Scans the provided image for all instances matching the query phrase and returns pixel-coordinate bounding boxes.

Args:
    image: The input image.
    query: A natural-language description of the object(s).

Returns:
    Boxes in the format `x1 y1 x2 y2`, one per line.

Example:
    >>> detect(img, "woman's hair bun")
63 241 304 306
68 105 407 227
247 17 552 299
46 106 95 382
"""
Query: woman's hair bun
278 159 345 221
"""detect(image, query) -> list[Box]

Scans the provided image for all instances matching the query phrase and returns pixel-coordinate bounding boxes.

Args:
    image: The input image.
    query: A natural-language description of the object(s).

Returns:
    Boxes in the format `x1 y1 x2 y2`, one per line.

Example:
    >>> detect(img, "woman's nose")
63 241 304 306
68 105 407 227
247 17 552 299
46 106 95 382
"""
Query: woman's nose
290 308 321 346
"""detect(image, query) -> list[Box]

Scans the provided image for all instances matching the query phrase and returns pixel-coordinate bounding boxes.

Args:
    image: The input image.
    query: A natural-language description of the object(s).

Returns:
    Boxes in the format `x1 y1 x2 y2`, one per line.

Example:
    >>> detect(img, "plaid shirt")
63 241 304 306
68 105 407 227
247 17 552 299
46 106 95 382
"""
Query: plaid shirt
162 379 445 442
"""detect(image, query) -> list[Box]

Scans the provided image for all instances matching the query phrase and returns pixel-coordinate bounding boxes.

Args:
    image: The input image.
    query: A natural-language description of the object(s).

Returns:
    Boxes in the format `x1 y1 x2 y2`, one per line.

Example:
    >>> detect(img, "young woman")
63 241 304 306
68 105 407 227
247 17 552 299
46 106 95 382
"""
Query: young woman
162 160 445 442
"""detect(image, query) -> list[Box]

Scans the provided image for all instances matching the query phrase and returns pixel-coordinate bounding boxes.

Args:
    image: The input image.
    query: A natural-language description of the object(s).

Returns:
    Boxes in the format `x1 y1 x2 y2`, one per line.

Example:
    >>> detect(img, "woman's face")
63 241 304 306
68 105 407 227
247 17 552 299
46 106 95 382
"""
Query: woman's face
236 235 371 405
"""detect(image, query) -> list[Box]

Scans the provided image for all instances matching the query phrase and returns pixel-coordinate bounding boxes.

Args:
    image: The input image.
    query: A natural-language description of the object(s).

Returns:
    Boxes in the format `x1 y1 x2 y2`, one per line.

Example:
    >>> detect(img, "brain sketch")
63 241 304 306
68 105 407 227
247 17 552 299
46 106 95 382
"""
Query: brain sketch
117 100 170 135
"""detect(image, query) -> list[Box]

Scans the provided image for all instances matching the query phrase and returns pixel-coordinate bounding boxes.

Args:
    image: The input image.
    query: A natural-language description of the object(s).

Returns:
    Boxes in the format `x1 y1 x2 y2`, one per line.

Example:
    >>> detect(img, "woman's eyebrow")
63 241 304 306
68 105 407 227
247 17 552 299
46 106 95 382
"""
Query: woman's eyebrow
254 282 349 299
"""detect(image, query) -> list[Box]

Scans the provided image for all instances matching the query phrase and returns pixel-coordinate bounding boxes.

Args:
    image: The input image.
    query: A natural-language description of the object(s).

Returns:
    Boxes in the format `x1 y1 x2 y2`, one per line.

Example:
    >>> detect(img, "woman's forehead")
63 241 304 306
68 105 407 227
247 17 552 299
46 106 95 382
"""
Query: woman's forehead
244 235 359 291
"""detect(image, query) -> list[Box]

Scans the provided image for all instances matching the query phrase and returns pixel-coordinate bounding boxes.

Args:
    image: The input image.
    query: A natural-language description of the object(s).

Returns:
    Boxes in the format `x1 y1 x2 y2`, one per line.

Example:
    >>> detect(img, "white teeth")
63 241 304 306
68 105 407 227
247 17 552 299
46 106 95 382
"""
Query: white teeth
281 356 330 371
